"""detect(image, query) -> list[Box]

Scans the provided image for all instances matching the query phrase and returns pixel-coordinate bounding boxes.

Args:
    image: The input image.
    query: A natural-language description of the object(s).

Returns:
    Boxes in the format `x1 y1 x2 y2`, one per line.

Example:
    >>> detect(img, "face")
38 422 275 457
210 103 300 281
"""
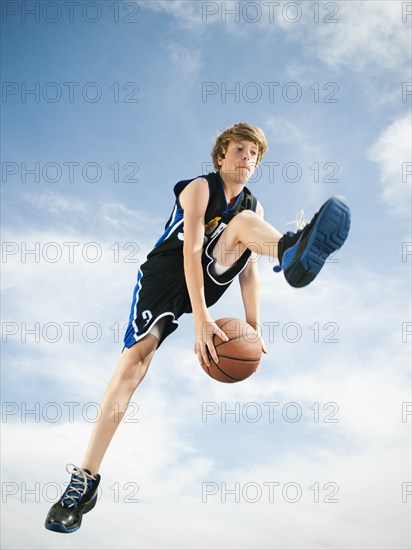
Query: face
217 139 259 184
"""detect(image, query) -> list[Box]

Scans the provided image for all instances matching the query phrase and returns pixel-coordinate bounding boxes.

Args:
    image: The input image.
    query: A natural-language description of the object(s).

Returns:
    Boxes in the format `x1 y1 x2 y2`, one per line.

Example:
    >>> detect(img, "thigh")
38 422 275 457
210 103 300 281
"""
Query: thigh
209 220 248 266
202 229 252 304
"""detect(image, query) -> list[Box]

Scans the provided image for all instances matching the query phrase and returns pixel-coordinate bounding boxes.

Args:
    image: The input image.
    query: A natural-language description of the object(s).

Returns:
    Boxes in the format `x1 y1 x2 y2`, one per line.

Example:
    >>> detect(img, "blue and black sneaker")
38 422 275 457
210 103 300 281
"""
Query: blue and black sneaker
45 464 100 533
275 196 351 288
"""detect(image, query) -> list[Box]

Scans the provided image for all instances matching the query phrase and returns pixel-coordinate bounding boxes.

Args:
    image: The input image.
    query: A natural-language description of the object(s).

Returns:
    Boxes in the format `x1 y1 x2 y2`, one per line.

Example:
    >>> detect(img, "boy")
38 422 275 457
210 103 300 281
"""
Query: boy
45 122 350 532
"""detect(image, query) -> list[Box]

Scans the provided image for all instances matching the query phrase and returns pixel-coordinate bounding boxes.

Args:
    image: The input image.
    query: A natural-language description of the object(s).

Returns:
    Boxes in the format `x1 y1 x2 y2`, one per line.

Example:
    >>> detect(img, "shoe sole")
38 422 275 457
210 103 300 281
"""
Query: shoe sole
44 494 97 533
283 196 351 288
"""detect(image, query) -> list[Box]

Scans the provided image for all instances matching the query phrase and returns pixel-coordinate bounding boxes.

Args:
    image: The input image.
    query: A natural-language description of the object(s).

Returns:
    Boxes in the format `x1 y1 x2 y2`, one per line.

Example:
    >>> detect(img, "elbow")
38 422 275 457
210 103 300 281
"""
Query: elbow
183 245 201 265
240 261 258 281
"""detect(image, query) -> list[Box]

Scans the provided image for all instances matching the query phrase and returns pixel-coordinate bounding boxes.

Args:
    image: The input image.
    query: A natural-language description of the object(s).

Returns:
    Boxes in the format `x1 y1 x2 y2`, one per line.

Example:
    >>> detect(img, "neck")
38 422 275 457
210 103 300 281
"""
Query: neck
218 171 246 207
218 170 246 193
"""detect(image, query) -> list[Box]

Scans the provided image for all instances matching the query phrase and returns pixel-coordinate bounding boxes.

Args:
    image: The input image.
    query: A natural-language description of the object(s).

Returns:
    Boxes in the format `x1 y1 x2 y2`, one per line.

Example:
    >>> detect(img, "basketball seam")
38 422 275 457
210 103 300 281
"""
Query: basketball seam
217 354 261 363
208 356 241 381
215 336 259 349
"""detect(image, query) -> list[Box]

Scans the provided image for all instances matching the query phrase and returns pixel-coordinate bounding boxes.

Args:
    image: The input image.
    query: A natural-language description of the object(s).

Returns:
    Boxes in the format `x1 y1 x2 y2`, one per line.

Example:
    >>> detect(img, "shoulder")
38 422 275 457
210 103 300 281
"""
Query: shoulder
174 172 218 198
174 175 207 198
175 172 220 209
178 177 210 213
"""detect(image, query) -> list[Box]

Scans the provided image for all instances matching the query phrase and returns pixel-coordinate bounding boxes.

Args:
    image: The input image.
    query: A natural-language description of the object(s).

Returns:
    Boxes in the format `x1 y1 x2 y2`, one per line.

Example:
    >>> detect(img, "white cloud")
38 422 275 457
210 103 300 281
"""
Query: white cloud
268 1 410 83
265 116 322 154
101 202 161 231
368 113 412 217
17 191 163 237
272 1 410 107
1 328 410 548
145 1 410 83
139 2 204 78
21 191 86 215
141 0 204 30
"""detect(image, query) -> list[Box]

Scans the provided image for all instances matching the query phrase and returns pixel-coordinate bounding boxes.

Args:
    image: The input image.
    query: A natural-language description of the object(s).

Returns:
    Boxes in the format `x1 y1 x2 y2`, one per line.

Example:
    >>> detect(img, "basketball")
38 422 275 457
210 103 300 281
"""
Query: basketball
202 318 262 383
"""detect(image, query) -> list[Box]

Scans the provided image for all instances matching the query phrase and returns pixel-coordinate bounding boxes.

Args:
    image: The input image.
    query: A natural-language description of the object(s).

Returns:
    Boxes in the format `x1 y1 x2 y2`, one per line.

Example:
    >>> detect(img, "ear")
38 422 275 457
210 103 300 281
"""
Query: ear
217 149 226 165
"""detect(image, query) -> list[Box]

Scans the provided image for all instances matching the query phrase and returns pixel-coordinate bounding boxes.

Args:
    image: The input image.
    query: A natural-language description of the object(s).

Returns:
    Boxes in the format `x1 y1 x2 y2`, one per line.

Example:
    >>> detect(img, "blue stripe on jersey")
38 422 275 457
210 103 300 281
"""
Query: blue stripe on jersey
128 267 143 326
154 208 184 247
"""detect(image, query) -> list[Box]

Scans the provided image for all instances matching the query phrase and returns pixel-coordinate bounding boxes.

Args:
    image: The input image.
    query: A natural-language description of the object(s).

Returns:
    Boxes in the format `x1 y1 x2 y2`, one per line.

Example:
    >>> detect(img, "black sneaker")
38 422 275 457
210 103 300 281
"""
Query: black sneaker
45 464 100 533
275 196 351 288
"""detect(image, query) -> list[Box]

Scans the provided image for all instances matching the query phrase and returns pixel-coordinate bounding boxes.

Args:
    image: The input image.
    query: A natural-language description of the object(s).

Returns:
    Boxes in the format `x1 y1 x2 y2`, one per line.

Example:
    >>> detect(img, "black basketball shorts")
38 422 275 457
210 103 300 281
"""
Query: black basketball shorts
123 230 252 349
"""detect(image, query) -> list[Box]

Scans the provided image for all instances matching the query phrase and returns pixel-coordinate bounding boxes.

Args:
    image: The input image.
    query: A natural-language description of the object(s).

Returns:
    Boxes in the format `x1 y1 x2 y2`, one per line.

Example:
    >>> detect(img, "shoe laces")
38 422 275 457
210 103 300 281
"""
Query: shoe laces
286 209 307 232
61 464 96 508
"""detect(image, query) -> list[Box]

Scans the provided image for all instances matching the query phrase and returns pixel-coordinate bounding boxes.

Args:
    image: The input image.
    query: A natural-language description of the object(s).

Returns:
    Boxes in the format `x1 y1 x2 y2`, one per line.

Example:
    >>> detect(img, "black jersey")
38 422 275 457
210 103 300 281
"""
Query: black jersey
147 171 257 259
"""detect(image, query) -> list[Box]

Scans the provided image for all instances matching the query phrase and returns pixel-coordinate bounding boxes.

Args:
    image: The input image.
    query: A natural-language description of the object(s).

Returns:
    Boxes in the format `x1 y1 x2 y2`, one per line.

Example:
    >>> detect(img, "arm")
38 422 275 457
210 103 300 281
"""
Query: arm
238 201 267 353
179 178 229 367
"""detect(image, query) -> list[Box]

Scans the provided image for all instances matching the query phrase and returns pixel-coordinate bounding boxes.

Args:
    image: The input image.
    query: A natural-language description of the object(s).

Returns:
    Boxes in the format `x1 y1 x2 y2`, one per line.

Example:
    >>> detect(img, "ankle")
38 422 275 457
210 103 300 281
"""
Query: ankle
81 465 98 477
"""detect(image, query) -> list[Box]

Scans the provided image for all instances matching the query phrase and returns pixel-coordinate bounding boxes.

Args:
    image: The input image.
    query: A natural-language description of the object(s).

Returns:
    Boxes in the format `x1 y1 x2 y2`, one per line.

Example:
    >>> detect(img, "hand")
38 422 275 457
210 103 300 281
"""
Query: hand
247 321 267 355
194 314 229 368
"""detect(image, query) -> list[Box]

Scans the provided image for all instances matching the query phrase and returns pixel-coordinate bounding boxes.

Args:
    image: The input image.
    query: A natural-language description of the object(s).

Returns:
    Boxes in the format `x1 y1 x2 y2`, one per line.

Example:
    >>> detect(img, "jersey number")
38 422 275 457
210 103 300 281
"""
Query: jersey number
142 310 153 327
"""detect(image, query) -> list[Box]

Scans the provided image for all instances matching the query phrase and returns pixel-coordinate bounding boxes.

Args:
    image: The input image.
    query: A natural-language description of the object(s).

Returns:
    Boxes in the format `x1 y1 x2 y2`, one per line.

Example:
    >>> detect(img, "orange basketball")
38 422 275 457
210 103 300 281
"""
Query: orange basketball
202 318 262 383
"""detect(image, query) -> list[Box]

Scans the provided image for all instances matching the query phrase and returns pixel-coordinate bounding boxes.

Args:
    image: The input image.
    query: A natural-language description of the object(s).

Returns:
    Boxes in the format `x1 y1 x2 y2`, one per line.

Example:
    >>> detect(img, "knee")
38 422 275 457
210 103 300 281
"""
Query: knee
232 209 258 225
118 360 148 388
116 344 154 389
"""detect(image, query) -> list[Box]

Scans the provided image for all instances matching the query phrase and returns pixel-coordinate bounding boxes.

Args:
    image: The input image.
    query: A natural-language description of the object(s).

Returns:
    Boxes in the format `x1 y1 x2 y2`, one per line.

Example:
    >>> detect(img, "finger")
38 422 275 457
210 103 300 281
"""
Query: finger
207 339 219 364
202 348 211 368
216 328 229 342
199 342 210 368
196 348 204 366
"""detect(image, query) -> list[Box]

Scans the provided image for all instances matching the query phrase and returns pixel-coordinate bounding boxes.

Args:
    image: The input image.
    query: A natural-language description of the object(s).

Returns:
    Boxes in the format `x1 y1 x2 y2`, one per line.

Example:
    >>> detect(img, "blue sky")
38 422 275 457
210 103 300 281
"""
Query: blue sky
1 1 411 548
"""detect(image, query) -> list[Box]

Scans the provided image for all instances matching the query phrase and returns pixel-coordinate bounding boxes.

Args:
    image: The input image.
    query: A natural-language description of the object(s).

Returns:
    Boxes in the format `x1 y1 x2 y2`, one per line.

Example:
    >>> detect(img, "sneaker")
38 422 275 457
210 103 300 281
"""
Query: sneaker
45 464 100 533
275 195 351 288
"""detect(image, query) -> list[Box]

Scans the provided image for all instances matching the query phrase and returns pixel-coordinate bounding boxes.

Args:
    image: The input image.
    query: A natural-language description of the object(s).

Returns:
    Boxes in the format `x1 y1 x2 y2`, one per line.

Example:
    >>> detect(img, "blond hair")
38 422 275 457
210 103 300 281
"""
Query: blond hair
211 122 268 171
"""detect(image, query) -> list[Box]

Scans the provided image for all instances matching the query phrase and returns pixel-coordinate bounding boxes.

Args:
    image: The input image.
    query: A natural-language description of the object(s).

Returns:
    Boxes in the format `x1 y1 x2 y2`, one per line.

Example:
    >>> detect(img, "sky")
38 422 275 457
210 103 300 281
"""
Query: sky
1 0 411 548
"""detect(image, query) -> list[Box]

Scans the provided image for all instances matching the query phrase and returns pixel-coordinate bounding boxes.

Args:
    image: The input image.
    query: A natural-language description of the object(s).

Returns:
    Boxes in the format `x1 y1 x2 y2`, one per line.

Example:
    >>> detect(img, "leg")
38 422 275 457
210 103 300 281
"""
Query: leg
212 210 282 267
81 333 158 476
213 197 351 287
45 334 159 533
